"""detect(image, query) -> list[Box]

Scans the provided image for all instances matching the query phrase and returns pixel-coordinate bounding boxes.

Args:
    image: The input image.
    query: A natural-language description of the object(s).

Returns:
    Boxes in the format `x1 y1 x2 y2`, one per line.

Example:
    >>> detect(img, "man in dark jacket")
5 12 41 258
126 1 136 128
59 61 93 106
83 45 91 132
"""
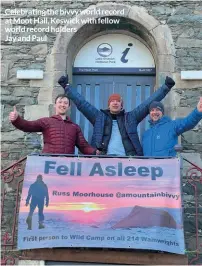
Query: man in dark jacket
26 175 49 229
9 94 97 155
142 98 202 157
58 75 175 156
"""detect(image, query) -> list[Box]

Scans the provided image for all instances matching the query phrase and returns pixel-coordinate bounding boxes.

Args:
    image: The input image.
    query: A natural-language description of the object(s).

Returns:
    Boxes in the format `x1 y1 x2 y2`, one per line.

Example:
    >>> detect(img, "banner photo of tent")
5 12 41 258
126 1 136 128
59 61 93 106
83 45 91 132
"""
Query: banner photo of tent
17 156 185 254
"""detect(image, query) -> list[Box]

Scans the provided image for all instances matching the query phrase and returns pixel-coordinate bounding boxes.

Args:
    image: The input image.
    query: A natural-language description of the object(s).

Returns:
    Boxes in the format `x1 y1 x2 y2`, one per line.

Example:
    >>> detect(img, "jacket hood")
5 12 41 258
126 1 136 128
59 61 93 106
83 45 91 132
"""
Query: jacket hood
149 115 171 127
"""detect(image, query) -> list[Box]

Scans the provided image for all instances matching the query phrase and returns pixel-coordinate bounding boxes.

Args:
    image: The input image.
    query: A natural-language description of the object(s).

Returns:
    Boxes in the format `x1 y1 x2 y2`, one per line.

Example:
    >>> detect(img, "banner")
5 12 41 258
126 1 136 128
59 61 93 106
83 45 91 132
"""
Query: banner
18 156 185 254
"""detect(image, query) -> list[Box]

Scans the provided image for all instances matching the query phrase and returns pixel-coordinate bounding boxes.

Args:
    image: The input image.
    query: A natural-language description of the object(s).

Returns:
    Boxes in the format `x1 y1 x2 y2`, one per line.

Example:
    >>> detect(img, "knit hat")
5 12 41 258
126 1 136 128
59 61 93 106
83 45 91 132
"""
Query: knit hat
108 94 123 106
149 101 164 114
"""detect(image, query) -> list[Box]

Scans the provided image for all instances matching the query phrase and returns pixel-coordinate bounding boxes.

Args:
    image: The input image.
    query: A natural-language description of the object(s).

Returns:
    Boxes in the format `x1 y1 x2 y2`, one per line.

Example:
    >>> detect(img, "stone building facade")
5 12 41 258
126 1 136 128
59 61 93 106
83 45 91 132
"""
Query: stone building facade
1 0 202 264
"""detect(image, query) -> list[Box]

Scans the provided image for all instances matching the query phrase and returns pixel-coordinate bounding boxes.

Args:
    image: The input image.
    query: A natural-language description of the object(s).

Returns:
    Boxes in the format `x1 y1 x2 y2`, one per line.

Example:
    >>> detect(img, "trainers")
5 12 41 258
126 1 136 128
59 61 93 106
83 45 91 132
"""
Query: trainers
26 216 32 230
39 222 45 229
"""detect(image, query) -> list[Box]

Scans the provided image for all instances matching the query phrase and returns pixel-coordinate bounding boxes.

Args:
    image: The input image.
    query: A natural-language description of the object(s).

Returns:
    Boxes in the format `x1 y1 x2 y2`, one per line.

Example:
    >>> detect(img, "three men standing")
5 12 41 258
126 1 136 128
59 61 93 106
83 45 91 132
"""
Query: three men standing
9 76 202 157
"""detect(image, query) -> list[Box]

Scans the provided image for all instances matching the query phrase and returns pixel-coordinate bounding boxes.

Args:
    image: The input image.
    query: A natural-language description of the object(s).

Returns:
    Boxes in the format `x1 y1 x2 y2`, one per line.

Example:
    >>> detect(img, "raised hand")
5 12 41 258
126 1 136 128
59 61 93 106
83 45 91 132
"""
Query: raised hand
165 76 175 89
58 75 69 89
197 97 202 112
9 106 18 122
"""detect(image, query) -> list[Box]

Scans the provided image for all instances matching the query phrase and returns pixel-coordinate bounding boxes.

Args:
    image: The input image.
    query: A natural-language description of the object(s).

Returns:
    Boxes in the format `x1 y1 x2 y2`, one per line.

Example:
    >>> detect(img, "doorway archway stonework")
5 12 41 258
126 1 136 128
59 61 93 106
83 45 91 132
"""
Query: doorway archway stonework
37 3 176 113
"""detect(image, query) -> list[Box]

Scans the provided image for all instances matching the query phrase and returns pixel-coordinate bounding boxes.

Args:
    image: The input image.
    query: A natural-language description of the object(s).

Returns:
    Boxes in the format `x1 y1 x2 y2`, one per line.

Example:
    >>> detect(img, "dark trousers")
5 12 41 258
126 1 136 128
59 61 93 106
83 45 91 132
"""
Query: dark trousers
28 200 44 222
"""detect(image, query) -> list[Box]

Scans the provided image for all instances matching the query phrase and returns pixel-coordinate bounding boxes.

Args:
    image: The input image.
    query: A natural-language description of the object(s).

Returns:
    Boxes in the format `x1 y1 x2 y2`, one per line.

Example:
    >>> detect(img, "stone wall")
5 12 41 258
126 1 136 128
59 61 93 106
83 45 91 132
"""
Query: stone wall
1 0 202 264
1 0 202 168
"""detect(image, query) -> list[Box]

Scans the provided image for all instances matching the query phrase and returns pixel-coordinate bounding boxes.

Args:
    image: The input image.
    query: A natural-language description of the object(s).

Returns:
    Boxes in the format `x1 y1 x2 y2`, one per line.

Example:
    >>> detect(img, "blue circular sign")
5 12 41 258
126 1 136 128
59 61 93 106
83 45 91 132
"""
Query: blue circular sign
97 43 113 57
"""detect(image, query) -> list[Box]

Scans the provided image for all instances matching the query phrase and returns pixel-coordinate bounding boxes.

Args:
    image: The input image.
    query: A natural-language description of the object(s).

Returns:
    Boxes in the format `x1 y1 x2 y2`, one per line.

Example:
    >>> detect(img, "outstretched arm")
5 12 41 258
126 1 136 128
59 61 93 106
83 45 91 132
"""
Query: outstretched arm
75 126 96 155
9 106 45 132
26 185 32 205
174 98 202 135
11 116 45 132
130 77 175 123
58 75 100 125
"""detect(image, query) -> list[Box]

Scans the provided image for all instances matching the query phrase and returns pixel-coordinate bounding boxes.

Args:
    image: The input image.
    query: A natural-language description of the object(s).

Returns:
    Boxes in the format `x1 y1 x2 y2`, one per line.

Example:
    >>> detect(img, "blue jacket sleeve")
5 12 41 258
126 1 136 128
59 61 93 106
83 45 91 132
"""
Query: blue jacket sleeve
26 185 33 204
129 84 171 124
64 85 100 125
174 108 202 136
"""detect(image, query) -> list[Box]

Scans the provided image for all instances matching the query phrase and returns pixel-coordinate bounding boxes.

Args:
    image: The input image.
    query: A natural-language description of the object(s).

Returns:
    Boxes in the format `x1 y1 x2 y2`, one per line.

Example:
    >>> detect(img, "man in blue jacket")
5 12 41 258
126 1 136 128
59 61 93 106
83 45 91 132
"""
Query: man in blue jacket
58 75 175 156
26 175 49 230
142 98 202 157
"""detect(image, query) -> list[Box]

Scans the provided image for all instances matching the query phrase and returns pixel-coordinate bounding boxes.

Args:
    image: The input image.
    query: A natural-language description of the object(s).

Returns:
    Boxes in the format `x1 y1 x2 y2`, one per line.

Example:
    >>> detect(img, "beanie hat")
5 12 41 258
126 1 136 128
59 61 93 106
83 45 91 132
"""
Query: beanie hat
108 94 123 106
149 101 164 114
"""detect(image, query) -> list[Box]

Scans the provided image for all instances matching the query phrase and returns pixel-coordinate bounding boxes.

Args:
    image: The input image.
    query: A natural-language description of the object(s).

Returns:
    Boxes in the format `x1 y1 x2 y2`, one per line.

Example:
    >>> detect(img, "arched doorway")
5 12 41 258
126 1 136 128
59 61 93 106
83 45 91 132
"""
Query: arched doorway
45 3 175 145
48 4 175 112
71 33 156 143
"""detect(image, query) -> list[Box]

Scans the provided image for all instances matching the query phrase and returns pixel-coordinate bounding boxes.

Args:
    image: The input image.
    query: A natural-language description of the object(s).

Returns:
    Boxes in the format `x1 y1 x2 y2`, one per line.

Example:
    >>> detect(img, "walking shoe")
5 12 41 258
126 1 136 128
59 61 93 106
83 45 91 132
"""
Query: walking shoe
39 222 45 229
26 216 32 230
